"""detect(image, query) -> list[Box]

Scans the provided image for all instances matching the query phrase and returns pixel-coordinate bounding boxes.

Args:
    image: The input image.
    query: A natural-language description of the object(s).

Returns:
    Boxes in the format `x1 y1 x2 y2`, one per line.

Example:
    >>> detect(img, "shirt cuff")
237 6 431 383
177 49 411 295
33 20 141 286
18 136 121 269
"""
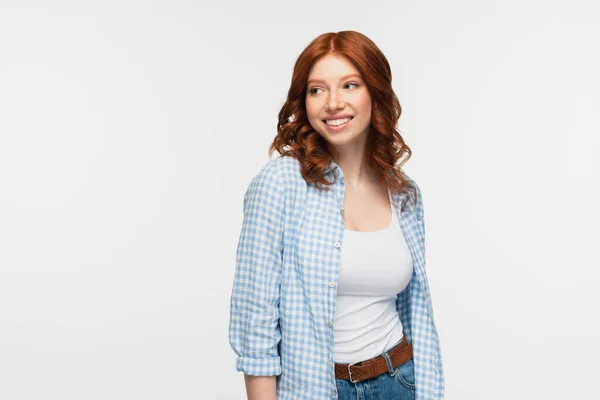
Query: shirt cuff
236 355 282 376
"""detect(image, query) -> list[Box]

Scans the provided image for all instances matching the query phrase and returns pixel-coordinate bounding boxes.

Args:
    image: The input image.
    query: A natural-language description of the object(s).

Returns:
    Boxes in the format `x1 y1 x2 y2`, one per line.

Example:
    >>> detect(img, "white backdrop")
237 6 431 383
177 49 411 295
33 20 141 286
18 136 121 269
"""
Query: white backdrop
1 1 599 399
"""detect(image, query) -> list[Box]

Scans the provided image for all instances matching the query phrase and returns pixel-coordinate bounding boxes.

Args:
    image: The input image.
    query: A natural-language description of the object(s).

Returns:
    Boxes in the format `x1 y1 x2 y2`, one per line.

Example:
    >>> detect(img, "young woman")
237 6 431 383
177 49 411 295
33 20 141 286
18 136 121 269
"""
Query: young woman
229 31 444 400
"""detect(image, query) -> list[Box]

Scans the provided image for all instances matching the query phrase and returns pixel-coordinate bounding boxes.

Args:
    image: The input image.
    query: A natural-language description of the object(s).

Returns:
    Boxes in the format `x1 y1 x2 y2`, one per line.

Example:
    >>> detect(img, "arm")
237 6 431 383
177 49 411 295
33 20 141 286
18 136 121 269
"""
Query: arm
228 161 284 397
244 375 277 400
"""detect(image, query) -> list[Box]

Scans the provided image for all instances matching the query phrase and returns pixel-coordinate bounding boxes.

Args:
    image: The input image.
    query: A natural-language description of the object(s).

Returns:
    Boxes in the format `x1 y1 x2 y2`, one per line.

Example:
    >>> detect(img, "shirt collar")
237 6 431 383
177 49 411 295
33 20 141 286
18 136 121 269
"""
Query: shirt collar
322 159 414 212
323 158 339 176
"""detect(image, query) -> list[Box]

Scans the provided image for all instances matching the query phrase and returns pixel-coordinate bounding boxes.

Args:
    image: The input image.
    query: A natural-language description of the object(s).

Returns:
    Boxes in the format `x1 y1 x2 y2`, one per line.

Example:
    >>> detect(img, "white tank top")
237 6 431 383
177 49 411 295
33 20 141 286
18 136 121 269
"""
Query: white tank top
333 191 414 364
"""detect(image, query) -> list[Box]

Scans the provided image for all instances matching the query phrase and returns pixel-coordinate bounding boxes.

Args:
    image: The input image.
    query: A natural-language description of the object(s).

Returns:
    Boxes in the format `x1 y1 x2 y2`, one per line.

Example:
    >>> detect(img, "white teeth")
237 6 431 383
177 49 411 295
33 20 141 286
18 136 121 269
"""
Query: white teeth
325 117 352 126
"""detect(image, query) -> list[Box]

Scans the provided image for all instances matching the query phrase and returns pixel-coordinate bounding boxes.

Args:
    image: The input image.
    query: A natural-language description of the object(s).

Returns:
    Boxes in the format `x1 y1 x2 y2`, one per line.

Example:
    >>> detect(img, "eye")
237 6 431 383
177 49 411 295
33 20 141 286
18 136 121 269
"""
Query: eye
307 82 359 96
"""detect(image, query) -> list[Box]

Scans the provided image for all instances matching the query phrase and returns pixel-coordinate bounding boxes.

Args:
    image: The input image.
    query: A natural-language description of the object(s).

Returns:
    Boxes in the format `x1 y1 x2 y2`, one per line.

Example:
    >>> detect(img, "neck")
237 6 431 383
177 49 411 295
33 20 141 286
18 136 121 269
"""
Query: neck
329 137 377 188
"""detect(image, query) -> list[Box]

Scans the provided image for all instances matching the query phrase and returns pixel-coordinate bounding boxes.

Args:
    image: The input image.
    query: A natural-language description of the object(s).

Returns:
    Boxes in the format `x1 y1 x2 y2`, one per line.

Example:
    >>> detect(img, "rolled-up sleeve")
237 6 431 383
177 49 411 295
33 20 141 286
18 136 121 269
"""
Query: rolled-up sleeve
228 162 284 376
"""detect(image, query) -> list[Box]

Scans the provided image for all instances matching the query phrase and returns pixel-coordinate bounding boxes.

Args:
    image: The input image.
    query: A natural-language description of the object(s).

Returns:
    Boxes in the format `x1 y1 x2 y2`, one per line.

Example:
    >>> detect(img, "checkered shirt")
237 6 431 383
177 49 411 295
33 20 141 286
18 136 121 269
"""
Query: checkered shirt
229 155 444 399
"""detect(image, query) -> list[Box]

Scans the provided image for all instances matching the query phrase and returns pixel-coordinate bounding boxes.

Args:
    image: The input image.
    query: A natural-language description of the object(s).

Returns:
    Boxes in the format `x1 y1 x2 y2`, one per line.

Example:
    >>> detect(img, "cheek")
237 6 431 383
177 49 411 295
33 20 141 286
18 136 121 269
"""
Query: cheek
305 102 320 122
357 94 372 113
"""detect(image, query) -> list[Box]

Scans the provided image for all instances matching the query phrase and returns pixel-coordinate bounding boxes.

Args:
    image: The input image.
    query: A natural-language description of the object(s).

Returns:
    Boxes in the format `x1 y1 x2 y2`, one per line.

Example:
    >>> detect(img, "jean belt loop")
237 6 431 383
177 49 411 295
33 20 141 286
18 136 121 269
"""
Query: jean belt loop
381 351 396 376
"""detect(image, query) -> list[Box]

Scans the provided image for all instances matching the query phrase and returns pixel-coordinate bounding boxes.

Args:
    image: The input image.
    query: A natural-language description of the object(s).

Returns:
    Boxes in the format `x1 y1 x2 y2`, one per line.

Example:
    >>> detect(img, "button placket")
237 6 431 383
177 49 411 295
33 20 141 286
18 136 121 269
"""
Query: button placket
330 166 344 400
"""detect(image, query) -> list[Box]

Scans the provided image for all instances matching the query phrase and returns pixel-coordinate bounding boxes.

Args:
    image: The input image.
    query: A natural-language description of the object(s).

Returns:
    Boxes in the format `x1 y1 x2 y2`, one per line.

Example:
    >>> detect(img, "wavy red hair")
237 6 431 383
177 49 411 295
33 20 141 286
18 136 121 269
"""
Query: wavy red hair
268 30 417 211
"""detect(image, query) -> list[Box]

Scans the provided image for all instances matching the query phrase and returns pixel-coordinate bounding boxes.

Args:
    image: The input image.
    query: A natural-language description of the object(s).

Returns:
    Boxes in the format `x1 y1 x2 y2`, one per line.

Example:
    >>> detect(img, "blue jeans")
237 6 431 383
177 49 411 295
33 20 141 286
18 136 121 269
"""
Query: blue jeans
335 357 416 400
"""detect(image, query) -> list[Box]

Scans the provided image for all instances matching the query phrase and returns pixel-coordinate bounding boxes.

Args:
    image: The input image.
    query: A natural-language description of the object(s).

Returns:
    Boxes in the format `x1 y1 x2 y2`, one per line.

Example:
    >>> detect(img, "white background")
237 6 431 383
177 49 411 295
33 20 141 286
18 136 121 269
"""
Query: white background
1 1 599 399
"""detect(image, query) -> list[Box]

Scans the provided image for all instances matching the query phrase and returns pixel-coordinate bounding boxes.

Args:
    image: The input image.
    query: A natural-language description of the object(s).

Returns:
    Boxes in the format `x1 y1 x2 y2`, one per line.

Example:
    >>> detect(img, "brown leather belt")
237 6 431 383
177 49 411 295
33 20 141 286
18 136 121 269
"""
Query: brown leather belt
334 335 413 383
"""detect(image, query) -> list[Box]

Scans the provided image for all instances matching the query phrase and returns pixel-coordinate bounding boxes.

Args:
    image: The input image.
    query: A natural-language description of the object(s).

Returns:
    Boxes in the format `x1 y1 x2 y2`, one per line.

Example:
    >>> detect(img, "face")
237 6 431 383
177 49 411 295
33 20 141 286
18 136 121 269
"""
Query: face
305 54 373 155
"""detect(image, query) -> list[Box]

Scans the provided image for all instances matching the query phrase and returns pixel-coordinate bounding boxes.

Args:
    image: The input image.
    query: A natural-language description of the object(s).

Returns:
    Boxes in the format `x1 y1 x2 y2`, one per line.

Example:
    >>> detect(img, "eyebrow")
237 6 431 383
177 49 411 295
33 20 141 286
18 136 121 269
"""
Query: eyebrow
307 73 363 85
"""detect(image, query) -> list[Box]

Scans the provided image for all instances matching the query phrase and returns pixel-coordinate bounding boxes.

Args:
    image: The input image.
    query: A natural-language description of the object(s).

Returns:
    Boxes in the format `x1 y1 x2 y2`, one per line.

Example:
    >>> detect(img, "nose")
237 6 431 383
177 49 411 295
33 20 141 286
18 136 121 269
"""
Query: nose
325 91 345 112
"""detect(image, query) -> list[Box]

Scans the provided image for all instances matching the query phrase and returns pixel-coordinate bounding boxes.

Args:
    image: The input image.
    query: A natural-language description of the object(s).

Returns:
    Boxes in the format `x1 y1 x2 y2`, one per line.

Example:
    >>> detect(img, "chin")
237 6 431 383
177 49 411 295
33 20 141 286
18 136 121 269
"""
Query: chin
324 133 357 146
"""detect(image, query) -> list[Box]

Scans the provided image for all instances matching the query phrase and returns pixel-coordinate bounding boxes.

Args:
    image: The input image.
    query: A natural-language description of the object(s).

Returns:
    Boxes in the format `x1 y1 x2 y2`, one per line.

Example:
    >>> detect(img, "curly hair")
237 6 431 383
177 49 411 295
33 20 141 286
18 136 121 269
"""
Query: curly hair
268 30 417 212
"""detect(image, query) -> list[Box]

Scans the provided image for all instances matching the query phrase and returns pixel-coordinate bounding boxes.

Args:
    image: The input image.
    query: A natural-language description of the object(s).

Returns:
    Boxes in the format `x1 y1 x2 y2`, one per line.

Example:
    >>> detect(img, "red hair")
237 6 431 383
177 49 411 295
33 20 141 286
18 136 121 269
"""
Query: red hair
268 30 417 211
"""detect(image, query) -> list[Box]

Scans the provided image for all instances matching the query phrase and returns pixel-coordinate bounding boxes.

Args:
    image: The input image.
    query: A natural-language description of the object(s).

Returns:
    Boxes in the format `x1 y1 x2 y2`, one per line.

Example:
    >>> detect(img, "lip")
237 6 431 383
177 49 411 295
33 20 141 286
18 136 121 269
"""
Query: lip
323 116 353 131
322 114 354 121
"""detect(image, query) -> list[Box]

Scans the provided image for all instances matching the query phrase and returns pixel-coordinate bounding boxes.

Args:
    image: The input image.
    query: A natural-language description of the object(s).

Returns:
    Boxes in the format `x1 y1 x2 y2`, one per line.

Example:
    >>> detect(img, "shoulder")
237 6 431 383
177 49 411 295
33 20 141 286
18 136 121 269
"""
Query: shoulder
253 154 305 186
399 171 424 220
245 155 304 199
399 170 419 190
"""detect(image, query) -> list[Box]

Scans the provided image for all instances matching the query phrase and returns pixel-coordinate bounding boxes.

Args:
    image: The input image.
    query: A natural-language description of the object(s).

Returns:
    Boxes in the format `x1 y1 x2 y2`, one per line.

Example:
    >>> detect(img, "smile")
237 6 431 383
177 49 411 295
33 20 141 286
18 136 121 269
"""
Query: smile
323 116 353 130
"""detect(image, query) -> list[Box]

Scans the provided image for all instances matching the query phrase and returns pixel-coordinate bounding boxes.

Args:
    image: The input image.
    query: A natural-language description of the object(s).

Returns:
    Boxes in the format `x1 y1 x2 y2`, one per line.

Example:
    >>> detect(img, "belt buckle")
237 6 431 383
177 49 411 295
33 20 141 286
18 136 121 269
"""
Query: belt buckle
347 361 362 383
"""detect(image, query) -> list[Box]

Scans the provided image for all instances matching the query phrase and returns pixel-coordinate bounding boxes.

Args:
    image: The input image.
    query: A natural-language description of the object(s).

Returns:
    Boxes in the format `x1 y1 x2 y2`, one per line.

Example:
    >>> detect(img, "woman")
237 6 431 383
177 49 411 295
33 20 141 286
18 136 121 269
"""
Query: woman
229 31 444 400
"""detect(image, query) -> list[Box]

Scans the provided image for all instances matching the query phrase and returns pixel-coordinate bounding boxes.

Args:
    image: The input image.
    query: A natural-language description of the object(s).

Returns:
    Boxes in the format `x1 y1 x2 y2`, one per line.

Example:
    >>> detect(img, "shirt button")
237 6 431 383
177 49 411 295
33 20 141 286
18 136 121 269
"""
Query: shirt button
334 242 341 248
329 281 336 287
327 321 332 328
331 389 337 397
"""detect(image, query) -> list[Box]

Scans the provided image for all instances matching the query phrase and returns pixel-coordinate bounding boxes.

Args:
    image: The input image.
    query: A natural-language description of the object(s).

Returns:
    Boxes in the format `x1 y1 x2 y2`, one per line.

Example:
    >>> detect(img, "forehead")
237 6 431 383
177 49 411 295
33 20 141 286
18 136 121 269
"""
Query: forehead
307 54 362 83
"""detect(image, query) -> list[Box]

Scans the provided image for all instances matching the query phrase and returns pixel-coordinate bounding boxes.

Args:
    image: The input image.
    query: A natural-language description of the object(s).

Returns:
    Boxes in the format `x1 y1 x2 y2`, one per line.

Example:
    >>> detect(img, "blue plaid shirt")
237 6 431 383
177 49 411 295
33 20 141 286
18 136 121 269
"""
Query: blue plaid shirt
229 155 444 399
